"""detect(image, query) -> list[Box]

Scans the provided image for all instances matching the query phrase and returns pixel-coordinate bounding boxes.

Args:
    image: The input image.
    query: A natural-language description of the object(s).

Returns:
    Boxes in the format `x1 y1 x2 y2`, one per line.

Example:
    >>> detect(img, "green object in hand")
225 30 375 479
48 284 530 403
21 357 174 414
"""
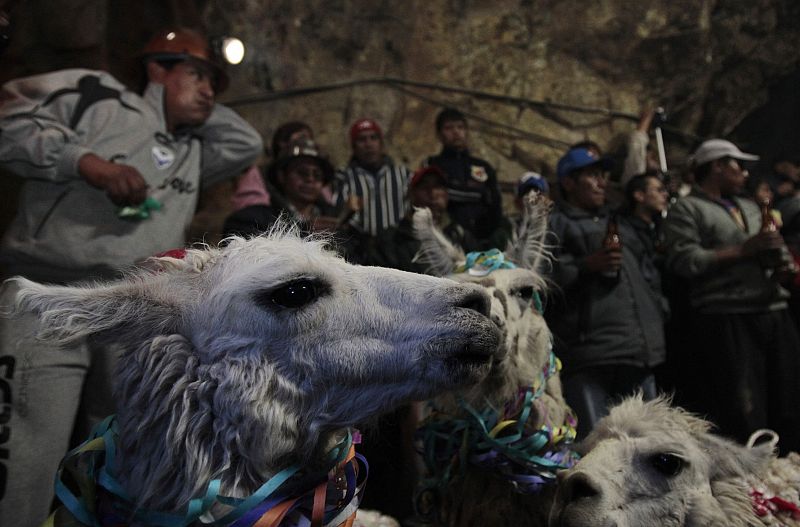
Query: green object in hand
118 197 162 220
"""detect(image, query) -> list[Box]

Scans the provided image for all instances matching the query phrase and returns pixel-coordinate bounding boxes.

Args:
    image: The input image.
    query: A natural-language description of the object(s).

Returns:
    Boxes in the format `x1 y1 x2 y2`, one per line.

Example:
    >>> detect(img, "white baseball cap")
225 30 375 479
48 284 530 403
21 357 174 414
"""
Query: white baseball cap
691 139 759 167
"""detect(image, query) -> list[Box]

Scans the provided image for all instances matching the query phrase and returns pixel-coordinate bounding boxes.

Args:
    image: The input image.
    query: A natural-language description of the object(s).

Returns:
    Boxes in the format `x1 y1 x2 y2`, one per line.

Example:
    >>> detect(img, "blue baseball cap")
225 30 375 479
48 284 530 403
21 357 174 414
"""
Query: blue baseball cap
516 171 550 197
556 148 613 179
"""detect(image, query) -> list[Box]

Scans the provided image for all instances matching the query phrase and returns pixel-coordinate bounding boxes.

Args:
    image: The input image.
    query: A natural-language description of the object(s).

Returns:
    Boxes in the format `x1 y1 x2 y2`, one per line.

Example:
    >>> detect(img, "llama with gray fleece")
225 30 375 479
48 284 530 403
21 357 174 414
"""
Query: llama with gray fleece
412 194 578 527
5 225 501 526
550 394 800 527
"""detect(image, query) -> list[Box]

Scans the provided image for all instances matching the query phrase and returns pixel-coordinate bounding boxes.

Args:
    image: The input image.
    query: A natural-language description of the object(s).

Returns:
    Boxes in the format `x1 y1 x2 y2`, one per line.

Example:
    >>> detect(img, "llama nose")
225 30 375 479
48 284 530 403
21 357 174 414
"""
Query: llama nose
561 471 600 504
452 286 491 318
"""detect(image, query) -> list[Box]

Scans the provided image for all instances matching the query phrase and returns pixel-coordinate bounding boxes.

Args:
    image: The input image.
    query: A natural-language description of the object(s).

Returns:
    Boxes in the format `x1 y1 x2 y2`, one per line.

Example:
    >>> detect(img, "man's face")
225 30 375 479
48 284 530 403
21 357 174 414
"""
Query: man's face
754 181 773 206
639 176 668 214
410 176 449 212
565 165 607 210
278 158 325 206
157 60 215 130
775 160 800 182
352 130 384 168
437 119 468 150
717 158 748 196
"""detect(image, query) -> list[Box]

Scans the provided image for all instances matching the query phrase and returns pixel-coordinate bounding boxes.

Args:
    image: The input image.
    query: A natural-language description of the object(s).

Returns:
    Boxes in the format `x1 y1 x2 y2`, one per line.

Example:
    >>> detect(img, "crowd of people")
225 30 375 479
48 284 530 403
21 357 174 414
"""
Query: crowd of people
2 26 800 526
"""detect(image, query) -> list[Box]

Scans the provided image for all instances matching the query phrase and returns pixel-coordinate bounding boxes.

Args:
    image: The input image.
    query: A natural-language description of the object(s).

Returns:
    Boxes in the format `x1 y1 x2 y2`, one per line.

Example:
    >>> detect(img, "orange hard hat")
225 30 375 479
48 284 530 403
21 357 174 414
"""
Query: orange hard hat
142 27 229 93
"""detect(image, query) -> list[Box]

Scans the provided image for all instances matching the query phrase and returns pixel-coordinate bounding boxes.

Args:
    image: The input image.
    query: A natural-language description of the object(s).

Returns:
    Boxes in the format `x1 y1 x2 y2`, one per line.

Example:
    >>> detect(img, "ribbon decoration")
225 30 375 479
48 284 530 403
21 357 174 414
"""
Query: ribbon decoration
43 417 367 527
118 197 162 220
751 488 800 520
453 249 544 314
414 348 579 519
454 249 517 277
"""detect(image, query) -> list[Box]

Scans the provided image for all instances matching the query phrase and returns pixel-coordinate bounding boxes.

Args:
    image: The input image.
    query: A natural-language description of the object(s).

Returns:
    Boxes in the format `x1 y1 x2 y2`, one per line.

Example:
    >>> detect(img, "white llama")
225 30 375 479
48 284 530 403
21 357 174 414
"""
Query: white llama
6 225 502 526
412 194 578 526
549 394 800 527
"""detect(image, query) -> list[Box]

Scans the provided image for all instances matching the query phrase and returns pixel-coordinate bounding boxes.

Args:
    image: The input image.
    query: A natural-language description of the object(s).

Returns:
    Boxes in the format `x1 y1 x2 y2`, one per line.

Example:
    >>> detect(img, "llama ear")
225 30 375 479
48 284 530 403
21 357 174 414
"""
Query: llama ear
412 207 466 277
508 193 554 272
704 432 773 482
5 276 178 345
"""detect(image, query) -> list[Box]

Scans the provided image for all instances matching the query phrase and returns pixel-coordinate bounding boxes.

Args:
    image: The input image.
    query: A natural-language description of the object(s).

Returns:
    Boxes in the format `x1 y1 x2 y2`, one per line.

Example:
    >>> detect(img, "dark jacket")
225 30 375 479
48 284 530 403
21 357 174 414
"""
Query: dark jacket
619 213 669 318
366 215 478 273
222 191 371 263
426 147 509 249
223 186 336 238
545 202 667 373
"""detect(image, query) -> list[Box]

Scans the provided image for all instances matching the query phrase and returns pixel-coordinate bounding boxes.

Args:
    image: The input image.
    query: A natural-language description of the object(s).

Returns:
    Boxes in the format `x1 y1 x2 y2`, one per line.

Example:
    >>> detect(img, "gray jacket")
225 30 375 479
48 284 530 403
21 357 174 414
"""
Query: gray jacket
663 188 788 313
545 203 666 373
0 69 262 282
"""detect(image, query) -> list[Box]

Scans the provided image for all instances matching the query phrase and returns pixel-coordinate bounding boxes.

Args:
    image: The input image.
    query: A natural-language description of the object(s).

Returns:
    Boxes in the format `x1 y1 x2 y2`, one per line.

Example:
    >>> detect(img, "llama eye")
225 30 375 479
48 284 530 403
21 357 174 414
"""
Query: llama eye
649 453 685 477
514 286 535 301
254 279 328 310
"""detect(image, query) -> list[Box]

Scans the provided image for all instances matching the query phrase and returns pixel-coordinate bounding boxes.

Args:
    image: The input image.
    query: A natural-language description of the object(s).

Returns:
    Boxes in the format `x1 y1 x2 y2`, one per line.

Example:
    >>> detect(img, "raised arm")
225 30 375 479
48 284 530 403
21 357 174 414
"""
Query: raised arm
0 70 148 205
0 70 107 182
194 103 262 188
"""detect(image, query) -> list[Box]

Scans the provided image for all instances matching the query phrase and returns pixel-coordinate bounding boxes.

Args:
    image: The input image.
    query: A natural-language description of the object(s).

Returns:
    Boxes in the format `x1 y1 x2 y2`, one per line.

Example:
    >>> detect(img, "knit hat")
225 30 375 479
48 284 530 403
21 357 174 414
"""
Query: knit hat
409 166 448 189
349 118 383 145
516 171 549 196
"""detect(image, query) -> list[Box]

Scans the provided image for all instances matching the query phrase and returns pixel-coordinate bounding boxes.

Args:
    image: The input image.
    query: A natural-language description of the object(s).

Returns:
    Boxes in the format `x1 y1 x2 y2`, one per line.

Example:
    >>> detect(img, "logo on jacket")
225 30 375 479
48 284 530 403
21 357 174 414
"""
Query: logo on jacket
470 165 488 182
151 145 175 170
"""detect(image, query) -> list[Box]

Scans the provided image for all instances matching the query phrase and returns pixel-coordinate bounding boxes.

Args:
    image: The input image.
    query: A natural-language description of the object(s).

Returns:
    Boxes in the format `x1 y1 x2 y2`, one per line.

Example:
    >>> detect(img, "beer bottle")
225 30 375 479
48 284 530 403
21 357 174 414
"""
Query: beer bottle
601 213 622 281
758 198 783 269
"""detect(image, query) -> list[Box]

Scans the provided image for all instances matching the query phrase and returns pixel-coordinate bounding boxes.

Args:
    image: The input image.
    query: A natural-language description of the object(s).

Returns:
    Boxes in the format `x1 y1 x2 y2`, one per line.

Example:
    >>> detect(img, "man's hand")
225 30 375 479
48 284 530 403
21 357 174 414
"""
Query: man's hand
583 247 623 275
78 153 148 206
741 230 785 258
637 107 656 133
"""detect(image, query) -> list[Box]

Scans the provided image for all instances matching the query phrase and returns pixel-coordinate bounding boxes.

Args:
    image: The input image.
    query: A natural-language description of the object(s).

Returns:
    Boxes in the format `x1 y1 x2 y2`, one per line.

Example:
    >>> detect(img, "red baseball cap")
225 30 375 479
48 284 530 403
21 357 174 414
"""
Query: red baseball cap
409 166 448 189
349 118 383 145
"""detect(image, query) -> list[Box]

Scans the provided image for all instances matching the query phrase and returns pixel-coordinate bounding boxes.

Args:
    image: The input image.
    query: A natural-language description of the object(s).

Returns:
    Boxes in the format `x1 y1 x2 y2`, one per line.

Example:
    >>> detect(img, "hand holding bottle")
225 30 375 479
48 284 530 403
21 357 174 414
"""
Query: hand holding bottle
584 246 623 276
588 214 623 281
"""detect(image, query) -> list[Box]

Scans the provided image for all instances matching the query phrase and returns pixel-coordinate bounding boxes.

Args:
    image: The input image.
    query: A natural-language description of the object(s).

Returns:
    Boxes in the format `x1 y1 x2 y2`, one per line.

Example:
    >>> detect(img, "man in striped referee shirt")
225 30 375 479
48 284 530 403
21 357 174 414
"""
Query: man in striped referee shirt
335 118 411 242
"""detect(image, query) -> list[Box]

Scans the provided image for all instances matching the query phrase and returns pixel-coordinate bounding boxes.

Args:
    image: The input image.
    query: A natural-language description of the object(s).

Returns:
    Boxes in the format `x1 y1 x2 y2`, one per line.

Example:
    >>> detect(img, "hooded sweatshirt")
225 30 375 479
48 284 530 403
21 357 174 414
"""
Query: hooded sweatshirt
0 69 261 282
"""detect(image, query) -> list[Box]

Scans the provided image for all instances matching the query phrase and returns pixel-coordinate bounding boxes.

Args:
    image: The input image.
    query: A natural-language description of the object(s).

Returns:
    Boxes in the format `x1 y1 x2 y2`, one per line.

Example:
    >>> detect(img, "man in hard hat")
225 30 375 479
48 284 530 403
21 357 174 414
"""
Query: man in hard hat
0 27 261 525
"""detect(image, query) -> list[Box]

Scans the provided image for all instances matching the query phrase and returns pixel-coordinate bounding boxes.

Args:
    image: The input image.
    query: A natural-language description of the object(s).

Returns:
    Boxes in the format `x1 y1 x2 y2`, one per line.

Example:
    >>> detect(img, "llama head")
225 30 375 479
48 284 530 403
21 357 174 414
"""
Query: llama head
411 194 576 526
413 193 557 404
549 395 774 527
6 224 501 510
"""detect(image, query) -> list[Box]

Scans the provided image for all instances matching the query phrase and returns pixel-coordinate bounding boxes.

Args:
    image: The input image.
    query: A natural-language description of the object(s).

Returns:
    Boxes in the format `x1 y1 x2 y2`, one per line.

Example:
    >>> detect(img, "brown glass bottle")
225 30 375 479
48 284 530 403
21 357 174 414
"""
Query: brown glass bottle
601 214 622 281
758 198 783 269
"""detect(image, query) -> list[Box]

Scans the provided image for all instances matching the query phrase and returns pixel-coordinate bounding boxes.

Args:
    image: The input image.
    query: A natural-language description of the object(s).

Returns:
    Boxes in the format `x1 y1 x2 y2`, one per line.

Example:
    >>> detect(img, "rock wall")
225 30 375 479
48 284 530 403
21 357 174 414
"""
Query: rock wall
209 0 799 174
1 0 799 242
